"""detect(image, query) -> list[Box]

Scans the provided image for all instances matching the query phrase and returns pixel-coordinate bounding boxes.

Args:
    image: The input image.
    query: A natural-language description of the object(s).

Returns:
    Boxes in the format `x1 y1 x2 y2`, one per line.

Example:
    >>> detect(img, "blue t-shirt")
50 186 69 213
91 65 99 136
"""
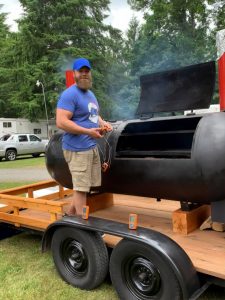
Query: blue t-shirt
57 85 99 151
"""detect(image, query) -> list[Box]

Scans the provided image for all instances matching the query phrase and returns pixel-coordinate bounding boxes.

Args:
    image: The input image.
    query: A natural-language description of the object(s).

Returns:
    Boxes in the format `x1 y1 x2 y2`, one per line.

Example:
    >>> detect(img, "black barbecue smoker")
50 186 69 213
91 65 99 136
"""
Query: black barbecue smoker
46 60 225 222
41 59 225 300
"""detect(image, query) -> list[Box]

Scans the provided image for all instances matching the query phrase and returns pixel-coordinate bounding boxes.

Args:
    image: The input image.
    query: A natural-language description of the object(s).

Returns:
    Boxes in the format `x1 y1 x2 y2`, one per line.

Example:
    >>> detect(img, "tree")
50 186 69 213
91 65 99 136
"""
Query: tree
8 0 122 121
116 0 222 110
128 0 215 73
0 5 19 117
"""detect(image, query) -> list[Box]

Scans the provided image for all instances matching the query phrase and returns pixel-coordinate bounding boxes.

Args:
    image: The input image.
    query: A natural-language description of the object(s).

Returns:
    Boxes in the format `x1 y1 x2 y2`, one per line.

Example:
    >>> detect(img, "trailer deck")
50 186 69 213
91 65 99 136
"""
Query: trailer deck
0 180 225 282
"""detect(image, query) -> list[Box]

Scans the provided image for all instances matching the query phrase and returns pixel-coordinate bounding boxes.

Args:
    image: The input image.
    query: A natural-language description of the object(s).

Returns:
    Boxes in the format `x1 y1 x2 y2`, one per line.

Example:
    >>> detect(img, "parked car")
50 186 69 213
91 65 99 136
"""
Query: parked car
0 134 49 161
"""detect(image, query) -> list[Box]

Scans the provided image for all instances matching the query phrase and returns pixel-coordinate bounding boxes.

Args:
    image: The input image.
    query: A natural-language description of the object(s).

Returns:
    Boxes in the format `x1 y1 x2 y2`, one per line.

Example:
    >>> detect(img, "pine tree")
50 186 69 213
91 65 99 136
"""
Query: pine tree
10 0 122 120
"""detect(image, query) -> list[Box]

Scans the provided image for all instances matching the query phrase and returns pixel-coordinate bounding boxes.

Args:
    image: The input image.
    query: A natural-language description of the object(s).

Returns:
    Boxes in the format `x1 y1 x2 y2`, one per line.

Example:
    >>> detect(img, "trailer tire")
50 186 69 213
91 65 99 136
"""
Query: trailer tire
51 227 108 290
110 239 182 300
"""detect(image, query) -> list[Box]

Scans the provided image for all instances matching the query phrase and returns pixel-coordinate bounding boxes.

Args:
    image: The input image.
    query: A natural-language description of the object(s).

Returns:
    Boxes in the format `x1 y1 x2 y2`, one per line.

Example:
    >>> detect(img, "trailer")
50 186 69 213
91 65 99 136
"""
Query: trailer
0 180 225 300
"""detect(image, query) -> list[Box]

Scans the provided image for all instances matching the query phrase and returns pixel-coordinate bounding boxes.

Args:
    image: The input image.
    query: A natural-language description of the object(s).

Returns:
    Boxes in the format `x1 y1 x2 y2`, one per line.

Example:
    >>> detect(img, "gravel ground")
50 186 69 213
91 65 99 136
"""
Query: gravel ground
0 167 51 182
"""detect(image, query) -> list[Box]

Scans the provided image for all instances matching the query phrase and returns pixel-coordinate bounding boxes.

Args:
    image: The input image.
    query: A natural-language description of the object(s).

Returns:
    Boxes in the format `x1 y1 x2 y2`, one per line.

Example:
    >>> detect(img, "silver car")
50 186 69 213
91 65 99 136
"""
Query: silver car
0 134 49 161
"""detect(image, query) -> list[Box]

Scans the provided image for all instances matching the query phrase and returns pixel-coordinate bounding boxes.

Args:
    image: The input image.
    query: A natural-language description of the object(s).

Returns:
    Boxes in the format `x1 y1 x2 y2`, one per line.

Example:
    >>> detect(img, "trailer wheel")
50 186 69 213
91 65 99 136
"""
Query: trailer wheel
110 239 182 300
51 227 108 290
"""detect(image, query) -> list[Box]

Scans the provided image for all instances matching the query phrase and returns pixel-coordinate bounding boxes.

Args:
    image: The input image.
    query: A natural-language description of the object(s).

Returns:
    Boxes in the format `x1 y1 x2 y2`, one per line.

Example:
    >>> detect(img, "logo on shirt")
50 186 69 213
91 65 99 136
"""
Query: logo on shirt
88 102 99 123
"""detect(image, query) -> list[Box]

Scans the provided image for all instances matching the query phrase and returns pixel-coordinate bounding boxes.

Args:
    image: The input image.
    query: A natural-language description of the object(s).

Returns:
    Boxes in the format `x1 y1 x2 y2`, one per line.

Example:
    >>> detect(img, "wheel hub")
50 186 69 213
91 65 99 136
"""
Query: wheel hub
8 151 16 160
61 239 88 276
126 257 161 297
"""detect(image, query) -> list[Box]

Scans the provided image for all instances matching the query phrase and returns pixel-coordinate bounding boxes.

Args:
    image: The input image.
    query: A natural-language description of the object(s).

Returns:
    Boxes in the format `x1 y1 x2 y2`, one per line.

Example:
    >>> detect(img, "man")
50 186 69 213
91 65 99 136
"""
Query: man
56 57 112 216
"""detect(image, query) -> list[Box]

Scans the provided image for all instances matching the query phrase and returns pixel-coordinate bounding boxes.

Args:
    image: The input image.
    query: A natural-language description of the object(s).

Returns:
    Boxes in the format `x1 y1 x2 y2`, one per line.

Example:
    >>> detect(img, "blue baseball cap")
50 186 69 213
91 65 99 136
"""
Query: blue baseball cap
72 58 91 71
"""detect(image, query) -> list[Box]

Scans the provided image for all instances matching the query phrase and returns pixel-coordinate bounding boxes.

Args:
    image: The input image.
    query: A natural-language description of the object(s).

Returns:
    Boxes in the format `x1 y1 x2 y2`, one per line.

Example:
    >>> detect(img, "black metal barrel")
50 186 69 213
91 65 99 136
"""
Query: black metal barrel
45 111 225 204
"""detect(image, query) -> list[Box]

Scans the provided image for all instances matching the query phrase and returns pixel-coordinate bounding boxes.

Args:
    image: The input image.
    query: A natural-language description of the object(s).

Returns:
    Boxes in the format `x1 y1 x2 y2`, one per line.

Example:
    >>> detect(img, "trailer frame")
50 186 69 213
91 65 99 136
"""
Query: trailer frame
0 180 225 300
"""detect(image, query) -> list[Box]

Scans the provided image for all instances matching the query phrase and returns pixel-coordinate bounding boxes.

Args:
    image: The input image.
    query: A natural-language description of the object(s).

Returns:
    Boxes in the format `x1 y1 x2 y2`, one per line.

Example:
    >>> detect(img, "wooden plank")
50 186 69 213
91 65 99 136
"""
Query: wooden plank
0 195 70 213
37 191 73 201
0 193 71 206
172 205 211 235
0 212 50 229
0 205 13 213
0 199 64 214
19 209 54 221
113 194 180 212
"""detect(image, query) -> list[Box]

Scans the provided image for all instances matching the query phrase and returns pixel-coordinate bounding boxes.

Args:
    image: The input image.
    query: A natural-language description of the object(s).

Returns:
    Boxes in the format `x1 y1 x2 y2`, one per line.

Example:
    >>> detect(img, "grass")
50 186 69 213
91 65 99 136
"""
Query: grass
0 182 35 190
0 233 118 300
0 155 45 169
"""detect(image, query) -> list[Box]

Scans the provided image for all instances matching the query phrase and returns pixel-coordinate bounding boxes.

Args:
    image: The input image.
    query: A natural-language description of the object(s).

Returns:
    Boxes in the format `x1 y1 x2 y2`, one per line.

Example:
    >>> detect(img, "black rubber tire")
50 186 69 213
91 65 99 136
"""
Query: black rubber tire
110 239 182 300
5 149 17 161
51 227 109 290
32 153 41 157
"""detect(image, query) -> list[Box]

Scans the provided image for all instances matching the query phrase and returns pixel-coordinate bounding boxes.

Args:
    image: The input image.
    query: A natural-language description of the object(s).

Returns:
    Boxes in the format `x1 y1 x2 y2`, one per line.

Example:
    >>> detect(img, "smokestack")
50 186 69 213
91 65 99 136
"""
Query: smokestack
216 29 225 111
65 70 75 88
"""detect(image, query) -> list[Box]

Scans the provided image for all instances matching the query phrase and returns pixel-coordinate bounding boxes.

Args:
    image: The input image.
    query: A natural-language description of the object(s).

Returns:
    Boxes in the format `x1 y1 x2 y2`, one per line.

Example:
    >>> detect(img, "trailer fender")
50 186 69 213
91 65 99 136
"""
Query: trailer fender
42 216 200 299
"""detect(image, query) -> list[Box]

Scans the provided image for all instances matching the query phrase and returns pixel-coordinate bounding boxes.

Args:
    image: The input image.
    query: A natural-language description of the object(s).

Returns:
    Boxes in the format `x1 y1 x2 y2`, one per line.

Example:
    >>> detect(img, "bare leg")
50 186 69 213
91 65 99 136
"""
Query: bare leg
67 190 87 216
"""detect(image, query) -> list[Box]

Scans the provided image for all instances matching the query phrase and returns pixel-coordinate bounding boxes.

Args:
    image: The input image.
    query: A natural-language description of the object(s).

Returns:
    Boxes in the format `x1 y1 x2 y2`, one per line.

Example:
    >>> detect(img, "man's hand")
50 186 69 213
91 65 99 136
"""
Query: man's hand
88 128 103 139
101 121 113 133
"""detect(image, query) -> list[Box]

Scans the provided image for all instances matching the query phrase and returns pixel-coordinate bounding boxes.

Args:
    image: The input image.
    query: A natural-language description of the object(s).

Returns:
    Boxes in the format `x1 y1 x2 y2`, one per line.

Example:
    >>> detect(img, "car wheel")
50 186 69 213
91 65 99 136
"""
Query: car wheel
5 150 17 161
32 153 40 158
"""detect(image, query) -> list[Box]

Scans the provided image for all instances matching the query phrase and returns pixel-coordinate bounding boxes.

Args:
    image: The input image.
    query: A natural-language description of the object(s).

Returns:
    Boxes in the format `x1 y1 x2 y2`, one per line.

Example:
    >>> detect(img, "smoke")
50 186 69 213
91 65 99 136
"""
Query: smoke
57 54 75 77
106 27 217 121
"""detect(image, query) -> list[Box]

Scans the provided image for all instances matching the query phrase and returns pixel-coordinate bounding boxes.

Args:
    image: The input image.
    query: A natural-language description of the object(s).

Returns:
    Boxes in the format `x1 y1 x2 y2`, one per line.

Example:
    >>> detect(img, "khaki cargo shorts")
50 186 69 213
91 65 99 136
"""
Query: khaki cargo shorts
63 147 101 192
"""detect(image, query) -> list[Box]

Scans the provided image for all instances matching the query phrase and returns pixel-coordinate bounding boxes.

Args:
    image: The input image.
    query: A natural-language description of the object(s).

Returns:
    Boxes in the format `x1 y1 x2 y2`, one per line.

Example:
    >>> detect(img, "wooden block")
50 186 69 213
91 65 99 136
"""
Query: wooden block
172 205 211 235
103 234 122 248
86 193 114 213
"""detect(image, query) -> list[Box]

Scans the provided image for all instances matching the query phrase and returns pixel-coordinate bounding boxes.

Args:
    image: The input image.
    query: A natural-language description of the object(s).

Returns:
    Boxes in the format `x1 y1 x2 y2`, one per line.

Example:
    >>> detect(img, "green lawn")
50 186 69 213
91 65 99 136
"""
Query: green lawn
0 182 35 191
0 155 45 169
0 233 118 300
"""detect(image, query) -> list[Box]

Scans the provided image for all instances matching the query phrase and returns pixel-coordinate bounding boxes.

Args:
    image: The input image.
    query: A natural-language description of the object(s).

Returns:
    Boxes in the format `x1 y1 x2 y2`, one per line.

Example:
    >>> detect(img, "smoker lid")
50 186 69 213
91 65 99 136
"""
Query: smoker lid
136 61 215 115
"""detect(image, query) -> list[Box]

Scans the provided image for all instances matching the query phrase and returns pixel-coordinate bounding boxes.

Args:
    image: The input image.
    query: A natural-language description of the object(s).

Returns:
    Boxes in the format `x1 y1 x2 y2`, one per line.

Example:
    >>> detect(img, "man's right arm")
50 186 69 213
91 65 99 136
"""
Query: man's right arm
56 108 102 139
